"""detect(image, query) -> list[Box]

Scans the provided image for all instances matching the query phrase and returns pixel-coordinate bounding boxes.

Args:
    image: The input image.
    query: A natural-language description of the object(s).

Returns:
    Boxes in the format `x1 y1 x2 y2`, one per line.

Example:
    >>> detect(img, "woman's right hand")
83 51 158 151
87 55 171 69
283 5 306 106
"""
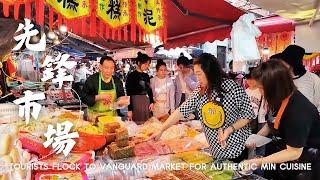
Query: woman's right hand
148 129 164 141
246 143 257 149
127 111 133 121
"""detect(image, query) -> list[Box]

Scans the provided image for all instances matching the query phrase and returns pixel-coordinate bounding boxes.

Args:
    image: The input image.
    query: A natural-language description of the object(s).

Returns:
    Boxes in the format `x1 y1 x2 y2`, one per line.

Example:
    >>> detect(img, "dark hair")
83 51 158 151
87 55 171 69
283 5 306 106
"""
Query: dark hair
156 59 166 71
229 60 233 69
251 60 295 110
100 56 115 65
177 55 190 66
271 45 306 76
193 53 228 95
244 67 255 79
136 52 151 65
270 53 282 60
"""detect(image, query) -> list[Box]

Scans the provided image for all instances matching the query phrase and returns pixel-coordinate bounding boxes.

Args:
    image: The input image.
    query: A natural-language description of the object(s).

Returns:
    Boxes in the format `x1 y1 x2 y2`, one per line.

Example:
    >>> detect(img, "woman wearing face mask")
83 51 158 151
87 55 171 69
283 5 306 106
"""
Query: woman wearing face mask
126 52 154 125
150 53 255 162
150 59 175 120
244 60 320 180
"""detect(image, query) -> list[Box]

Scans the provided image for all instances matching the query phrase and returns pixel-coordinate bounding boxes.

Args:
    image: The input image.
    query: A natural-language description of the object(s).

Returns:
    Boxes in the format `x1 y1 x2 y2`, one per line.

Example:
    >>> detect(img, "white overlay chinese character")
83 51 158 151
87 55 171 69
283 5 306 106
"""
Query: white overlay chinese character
43 121 79 156
13 90 46 124
41 53 76 88
13 18 46 51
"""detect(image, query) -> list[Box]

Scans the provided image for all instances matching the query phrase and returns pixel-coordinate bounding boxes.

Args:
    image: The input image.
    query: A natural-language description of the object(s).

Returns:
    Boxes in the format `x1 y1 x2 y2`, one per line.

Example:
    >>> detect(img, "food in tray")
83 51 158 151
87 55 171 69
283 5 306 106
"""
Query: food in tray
57 111 79 120
0 130 31 179
115 127 129 141
115 139 129 148
164 138 206 153
134 141 158 157
186 127 199 137
200 161 233 180
174 151 213 164
134 141 171 157
17 121 49 136
107 141 135 160
137 118 162 137
104 122 121 134
35 171 87 180
73 132 106 152
78 124 102 135
19 133 52 156
160 124 186 141
151 172 179 180
105 133 116 144
172 169 209 180
0 134 11 155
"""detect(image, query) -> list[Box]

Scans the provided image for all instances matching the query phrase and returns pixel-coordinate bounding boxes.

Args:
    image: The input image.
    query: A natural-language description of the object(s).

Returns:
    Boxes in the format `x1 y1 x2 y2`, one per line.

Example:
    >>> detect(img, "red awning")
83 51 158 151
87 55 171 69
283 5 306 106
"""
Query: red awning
164 0 244 49
254 16 295 34
164 0 295 49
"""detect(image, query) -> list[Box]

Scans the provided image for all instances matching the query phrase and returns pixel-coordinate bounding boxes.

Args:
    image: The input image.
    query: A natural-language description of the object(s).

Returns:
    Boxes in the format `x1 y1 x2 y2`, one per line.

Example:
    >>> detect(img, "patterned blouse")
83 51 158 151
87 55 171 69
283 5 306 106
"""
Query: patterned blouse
179 79 255 159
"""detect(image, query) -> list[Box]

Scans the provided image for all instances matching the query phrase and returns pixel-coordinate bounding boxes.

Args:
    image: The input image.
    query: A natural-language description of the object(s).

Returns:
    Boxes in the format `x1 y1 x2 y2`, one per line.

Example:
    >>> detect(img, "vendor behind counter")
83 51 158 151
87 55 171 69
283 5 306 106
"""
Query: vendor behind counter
81 56 125 118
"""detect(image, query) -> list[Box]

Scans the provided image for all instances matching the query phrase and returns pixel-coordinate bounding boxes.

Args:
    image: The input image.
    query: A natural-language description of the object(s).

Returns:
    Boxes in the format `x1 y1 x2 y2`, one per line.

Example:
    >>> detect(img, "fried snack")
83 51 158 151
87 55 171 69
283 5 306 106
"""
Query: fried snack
115 127 129 141
115 139 129 148
107 142 135 160
104 122 120 134
105 133 116 144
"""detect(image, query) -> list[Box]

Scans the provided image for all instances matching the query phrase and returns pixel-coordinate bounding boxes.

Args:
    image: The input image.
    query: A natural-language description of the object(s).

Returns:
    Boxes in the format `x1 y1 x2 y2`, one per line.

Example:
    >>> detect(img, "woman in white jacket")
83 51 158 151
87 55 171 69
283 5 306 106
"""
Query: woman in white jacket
150 60 175 118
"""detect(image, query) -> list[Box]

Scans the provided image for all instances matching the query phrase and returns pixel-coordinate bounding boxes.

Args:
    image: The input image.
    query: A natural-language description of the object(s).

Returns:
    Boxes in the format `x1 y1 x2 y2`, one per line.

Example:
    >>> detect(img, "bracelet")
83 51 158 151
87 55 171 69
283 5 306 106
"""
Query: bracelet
230 124 236 133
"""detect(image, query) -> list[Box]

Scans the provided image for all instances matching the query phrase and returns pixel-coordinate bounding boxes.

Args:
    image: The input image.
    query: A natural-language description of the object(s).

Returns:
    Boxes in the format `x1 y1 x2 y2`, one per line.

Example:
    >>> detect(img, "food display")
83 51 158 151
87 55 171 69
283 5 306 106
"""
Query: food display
174 151 213 164
35 171 88 180
107 141 135 160
200 161 234 180
160 124 186 141
115 127 129 141
164 137 207 153
134 140 173 157
0 126 31 180
172 169 209 180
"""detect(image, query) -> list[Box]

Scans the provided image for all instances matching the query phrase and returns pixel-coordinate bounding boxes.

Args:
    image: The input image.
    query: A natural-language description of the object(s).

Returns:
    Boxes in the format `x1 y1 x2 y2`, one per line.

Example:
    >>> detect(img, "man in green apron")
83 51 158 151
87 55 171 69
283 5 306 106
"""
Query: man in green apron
81 56 126 120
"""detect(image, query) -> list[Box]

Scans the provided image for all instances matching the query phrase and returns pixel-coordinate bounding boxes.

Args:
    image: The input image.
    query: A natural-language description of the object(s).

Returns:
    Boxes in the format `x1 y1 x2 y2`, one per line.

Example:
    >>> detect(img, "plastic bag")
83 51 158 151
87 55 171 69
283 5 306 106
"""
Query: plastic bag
124 121 139 137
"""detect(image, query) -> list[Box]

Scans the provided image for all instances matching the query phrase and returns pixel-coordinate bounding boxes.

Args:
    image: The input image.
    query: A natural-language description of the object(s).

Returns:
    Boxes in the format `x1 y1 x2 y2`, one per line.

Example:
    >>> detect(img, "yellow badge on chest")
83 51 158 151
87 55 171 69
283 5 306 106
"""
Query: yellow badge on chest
202 102 225 129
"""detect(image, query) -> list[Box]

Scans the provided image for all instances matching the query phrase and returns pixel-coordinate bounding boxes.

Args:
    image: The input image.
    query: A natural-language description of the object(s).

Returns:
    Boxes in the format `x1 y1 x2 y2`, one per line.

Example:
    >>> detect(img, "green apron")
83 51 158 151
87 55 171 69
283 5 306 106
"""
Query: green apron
88 73 117 117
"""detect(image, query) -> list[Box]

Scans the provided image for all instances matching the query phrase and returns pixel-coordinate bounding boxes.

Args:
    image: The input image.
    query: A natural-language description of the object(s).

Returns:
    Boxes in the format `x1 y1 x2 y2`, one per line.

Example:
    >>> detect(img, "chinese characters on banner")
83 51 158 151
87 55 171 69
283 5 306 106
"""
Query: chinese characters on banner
136 0 164 33
97 0 130 28
46 0 90 19
13 18 46 52
43 121 79 156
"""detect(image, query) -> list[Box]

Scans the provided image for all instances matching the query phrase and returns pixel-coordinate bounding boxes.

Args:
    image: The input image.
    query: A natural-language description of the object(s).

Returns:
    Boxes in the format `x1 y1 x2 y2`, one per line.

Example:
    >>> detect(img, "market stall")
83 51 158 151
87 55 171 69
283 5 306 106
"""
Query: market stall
0 0 275 180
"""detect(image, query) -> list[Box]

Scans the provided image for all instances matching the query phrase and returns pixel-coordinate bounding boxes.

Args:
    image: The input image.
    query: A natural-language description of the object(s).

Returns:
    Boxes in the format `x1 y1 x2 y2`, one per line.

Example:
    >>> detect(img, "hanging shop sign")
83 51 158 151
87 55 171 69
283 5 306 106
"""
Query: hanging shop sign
136 0 165 33
97 0 130 28
46 0 90 19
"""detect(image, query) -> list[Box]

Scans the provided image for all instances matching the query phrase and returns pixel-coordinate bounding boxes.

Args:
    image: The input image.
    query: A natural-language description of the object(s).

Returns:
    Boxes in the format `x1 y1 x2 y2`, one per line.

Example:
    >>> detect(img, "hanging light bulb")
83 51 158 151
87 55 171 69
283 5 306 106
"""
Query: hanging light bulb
31 35 40 43
59 25 68 33
53 39 60 45
47 31 56 39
